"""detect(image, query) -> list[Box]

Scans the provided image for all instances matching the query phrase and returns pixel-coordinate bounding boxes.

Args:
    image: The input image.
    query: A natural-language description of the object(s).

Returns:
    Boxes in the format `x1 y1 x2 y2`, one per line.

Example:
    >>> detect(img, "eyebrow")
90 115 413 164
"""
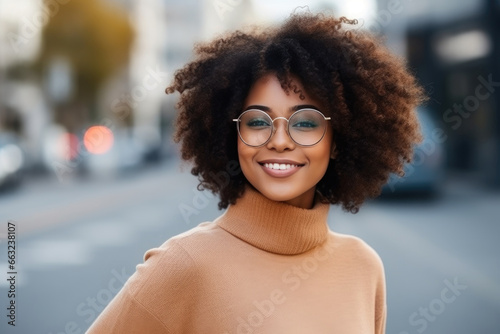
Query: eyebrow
243 104 320 113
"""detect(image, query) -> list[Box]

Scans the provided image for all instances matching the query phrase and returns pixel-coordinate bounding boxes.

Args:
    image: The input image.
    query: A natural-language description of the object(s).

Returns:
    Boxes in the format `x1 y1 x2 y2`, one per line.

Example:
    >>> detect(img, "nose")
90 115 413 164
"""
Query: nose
266 118 295 152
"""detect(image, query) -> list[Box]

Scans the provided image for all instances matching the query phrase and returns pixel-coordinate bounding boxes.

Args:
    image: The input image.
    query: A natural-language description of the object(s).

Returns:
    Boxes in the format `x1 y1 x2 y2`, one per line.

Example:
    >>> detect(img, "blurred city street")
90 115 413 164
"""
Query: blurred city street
1 0 500 333
0 159 499 334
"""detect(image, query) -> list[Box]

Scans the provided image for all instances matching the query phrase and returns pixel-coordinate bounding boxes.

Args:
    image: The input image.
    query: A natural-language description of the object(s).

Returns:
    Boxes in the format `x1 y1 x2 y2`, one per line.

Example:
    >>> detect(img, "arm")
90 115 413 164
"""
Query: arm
85 289 169 333
375 303 387 334
86 240 198 334
375 259 387 334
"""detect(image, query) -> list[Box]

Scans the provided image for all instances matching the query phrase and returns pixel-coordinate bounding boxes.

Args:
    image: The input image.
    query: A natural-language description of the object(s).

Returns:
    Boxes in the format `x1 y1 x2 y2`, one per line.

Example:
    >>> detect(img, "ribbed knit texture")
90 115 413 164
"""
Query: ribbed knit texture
87 187 386 334
217 186 329 255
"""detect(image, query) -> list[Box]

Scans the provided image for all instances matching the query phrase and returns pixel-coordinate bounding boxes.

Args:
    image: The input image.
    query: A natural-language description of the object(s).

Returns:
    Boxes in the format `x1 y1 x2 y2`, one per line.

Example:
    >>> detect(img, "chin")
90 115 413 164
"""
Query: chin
251 182 314 206
261 190 296 203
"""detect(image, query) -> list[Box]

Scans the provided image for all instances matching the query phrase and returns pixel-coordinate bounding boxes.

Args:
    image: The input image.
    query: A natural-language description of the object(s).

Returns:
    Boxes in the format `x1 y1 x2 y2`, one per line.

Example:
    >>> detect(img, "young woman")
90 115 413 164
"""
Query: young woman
87 12 424 334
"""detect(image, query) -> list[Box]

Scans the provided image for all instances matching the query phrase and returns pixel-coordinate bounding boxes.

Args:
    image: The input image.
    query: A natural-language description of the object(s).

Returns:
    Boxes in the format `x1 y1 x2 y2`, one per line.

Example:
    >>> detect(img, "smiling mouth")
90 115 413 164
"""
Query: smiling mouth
262 162 301 170
258 161 304 178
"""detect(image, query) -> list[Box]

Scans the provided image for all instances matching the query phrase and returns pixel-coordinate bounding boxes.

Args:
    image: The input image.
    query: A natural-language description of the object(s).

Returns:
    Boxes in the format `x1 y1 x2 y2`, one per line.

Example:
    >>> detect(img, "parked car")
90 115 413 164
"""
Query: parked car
0 133 24 189
82 128 145 177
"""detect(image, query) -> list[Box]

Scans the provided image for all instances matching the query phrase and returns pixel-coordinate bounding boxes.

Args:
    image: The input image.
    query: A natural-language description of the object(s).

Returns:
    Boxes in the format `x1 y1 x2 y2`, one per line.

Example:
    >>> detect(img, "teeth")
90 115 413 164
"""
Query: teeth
264 163 299 170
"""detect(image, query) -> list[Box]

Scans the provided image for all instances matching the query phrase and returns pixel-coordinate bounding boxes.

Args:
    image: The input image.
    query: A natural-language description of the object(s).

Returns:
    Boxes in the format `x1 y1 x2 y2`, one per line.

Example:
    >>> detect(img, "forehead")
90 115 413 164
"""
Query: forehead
244 74 322 111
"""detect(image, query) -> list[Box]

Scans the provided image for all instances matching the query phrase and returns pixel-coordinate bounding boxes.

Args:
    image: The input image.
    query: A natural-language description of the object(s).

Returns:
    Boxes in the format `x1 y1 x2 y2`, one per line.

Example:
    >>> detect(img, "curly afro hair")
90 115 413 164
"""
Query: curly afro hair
166 12 426 213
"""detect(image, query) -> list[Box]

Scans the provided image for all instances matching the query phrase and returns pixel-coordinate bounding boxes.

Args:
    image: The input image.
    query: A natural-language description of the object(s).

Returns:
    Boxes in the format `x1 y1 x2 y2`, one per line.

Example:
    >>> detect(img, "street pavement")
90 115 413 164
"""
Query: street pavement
0 159 499 334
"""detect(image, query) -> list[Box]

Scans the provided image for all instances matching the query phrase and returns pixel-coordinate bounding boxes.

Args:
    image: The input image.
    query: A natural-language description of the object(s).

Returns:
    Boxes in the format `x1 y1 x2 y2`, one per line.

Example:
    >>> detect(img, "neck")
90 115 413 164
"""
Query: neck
216 186 330 255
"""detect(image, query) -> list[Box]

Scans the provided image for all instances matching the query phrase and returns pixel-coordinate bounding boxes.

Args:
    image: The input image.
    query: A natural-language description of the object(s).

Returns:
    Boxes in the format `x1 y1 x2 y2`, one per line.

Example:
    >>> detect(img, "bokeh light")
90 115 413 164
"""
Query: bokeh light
83 125 114 155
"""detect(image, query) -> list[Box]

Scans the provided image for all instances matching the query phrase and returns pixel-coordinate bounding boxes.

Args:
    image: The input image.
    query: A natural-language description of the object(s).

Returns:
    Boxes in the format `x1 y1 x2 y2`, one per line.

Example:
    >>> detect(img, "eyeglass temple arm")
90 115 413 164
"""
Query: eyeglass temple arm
233 116 330 121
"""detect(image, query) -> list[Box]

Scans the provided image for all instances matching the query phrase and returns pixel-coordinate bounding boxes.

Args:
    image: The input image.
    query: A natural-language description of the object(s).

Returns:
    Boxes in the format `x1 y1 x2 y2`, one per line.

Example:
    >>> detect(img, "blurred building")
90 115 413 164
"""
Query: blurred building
158 0 257 154
125 0 170 156
160 0 204 143
378 0 500 187
0 0 52 169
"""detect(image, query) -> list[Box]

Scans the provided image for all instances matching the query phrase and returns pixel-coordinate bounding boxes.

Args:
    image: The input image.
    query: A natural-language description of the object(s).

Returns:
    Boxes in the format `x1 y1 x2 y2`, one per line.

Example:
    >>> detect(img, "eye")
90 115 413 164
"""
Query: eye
291 119 319 130
246 118 271 127
290 109 323 130
293 120 317 128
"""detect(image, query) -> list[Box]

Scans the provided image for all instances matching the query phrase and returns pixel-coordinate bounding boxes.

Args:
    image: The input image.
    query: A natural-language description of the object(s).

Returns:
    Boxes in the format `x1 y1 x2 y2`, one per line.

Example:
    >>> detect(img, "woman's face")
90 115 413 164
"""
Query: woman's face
237 73 334 209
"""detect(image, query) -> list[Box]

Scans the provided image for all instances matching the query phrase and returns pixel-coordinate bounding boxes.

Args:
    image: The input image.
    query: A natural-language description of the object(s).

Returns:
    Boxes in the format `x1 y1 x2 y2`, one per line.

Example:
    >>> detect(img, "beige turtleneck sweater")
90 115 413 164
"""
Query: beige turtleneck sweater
87 187 386 333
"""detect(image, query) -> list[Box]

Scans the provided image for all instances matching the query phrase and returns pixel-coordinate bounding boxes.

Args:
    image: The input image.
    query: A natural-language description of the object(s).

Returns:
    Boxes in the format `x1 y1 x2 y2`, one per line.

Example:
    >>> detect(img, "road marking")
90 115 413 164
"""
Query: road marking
20 239 91 269
0 262 28 287
72 221 134 247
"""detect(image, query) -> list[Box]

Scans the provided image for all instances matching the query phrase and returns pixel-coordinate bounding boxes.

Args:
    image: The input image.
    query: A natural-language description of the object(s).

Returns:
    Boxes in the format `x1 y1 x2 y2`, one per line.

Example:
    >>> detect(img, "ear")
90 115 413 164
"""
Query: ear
330 141 338 160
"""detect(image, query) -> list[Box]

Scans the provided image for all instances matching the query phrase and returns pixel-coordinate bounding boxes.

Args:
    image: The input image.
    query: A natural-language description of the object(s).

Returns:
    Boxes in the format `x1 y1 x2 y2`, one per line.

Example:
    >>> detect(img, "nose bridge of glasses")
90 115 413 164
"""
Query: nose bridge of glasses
270 116 290 135
271 116 289 123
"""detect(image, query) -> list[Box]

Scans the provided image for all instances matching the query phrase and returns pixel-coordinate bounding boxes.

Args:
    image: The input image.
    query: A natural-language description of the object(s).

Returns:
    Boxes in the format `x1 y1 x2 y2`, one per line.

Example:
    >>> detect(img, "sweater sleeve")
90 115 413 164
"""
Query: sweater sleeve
86 239 198 334
376 305 387 334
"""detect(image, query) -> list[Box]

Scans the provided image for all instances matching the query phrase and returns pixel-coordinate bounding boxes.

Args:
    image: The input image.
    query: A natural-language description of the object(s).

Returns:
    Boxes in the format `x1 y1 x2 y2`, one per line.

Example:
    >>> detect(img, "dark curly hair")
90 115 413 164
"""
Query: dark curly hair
166 12 426 213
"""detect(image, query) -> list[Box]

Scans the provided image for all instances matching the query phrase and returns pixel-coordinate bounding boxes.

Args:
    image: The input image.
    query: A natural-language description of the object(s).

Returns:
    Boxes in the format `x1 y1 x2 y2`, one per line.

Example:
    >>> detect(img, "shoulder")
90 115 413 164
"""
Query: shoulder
326 231 385 274
156 220 230 262
90 222 228 331
126 221 226 296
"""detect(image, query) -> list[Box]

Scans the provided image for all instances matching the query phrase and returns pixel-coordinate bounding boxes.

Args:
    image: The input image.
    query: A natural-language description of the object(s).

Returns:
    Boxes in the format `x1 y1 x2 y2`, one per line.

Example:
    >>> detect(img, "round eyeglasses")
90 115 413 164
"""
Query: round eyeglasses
233 108 331 147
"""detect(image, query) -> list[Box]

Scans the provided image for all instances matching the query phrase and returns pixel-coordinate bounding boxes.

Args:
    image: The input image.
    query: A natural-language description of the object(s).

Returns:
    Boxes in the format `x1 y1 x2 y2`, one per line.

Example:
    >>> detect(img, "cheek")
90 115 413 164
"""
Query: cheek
312 136 333 172
313 131 333 164
312 146 332 170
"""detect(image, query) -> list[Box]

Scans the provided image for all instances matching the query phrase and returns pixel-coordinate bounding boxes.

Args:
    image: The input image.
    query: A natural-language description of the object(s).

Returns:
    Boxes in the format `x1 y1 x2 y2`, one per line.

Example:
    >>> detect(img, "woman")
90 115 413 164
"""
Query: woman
87 12 424 333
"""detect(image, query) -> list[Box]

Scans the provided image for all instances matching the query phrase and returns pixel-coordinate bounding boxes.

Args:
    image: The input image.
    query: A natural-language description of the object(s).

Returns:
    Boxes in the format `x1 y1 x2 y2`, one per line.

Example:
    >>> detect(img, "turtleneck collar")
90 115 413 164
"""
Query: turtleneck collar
216 186 330 255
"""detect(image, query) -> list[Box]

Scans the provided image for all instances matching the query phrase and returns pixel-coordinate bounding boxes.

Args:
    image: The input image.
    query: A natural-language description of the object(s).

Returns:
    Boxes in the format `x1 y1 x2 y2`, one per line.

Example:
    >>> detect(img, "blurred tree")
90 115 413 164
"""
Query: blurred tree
37 0 134 131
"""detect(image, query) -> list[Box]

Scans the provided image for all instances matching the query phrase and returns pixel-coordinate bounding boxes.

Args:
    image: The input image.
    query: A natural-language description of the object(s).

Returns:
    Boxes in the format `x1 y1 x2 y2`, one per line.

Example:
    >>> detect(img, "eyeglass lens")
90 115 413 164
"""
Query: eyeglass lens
237 109 327 146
